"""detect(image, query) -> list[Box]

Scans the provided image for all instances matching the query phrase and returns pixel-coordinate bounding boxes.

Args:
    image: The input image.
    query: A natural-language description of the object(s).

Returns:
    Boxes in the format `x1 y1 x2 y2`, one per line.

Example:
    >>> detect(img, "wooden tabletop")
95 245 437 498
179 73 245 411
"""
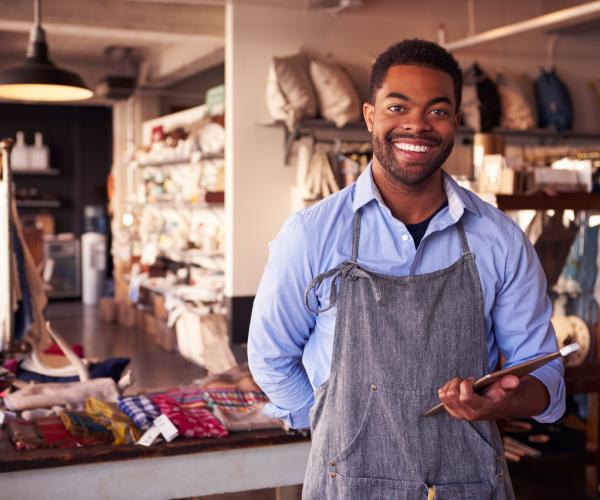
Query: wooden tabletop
0 427 310 473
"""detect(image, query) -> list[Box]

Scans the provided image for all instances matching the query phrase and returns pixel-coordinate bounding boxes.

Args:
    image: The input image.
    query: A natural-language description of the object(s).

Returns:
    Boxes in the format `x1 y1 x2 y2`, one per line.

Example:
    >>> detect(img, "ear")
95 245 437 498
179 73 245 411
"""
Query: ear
454 111 462 128
363 102 374 133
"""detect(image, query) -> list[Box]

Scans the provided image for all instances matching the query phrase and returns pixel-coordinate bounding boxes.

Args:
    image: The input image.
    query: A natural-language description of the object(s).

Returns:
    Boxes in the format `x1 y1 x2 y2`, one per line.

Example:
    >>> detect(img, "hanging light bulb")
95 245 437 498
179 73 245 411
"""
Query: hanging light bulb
0 0 93 102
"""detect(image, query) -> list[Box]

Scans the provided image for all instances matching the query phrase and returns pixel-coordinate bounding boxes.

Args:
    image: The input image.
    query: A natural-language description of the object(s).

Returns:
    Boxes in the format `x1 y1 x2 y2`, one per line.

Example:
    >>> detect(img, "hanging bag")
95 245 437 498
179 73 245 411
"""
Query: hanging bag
535 68 573 131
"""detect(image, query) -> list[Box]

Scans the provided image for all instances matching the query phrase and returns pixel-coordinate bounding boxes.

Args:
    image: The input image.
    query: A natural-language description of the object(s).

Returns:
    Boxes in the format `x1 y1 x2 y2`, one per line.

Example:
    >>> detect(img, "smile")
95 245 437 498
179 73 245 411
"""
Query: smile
393 142 432 153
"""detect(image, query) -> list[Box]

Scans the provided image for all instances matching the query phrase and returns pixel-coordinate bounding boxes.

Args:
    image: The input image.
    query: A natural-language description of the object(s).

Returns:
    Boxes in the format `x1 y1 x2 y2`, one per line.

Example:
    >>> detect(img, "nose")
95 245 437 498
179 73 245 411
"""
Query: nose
401 111 433 133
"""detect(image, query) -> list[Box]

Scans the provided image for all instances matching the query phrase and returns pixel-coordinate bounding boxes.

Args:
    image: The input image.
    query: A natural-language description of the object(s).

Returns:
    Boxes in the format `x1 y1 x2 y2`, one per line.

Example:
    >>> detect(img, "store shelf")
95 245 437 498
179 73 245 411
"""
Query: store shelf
496 193 600 211
12 168 60 176
16 199 62 208
135 154 224 168
456 127 600 141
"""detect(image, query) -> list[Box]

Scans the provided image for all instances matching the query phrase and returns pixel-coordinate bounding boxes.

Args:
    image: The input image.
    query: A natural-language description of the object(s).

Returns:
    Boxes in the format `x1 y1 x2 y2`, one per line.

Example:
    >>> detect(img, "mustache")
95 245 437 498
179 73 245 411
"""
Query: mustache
384 131 442 145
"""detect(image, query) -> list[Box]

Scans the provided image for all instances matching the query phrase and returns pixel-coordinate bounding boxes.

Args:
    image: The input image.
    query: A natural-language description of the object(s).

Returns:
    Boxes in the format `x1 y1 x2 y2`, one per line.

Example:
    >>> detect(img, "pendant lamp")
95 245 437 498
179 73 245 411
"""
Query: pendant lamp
0 0 93 102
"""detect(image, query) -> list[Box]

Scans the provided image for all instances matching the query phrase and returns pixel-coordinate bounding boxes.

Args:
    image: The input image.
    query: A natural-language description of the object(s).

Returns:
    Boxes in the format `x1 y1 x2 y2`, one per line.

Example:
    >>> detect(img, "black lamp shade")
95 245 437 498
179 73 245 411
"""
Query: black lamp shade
0 28 93 102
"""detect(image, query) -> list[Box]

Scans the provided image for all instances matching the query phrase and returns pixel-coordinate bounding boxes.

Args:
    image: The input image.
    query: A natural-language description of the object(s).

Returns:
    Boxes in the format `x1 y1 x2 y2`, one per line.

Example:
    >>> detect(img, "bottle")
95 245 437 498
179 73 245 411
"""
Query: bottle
10 131 29 170
30 132 49 170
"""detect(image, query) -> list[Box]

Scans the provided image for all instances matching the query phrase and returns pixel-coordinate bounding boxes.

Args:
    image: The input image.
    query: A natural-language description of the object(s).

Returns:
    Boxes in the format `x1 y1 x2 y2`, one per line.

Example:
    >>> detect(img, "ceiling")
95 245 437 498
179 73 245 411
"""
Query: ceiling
0 0 226 90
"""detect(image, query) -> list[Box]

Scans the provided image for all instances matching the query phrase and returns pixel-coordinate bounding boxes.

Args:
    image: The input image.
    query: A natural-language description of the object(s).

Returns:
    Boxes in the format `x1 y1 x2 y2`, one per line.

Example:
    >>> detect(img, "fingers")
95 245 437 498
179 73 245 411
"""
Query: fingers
483 375 520 403
438 377 479 420
438 375 517 421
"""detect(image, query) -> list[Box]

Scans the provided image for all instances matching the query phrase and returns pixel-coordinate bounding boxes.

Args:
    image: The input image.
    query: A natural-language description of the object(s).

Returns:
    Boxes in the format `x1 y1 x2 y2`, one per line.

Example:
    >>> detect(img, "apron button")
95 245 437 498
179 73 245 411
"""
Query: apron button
329 460 336 466
330 472 337 478
371 384 377 391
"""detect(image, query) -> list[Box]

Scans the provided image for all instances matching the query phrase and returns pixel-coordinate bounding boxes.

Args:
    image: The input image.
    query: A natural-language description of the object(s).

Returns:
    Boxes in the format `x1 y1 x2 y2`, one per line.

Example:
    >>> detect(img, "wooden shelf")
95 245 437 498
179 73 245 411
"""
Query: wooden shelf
136 154 224 168
495 193 600 211
16 199 61 208
12 168 60 176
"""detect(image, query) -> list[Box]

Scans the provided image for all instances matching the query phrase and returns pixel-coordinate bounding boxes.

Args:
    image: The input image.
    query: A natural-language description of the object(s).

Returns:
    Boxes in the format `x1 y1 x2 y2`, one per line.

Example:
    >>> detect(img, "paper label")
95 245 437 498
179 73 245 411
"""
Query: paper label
153 414 179 442
0 411 6 426
136 425 161 447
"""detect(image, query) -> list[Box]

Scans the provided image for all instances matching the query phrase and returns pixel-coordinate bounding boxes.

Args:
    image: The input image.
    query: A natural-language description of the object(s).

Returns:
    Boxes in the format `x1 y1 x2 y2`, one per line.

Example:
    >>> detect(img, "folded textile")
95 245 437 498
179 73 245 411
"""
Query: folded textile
16 358 130 384
7 416 80 450
60 411 114 446
211 403 283 432
203 388 280 432
118 395 160 431
151 394 228 439
3 378 120 411
203 388 268 409
44 343 85 358
194 363 262 392
84 397 141 445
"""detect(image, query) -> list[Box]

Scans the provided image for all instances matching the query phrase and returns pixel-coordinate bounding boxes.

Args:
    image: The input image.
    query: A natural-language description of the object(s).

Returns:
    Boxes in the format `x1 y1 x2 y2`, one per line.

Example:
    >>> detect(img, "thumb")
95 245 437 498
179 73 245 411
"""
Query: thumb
499 375 520 390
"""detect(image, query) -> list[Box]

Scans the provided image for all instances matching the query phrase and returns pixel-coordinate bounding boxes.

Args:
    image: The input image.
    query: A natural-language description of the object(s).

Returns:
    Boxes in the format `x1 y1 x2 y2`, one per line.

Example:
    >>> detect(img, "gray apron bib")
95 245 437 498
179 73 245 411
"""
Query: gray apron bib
302 208 514 500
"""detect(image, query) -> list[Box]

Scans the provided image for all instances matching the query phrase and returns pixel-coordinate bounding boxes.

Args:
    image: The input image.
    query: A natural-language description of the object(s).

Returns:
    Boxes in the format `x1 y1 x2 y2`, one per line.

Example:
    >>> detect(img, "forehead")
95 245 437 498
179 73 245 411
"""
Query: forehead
376 64 455 104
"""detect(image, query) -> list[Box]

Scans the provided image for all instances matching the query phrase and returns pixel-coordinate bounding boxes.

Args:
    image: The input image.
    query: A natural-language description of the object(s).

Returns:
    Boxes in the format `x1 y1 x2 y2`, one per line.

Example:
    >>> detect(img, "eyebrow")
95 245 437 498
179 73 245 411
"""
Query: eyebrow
385 92 452 107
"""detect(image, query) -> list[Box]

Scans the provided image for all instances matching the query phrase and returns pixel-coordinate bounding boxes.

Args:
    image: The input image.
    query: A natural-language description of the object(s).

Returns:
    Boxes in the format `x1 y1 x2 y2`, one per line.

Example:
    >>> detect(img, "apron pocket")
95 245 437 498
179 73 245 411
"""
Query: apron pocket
329 384 375 464
330 474 425 500
332 385 500 485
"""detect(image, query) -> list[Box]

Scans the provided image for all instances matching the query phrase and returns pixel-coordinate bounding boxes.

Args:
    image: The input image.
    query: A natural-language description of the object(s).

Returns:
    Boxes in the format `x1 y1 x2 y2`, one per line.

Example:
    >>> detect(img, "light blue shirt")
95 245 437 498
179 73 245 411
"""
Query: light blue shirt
248 165 565 429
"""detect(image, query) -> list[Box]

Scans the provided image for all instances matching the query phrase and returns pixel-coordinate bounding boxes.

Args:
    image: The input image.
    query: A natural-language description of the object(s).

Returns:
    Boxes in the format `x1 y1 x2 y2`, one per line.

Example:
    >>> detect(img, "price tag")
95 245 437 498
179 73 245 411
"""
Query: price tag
153 414 179 442
136 425 161 447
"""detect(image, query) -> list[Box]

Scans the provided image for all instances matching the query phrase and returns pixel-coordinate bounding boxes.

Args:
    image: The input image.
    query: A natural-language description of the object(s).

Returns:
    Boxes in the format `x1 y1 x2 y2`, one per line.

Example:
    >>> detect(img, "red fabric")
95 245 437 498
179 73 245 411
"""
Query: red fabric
3 358 18 374
151 394 228 439
36 416 81 448
43 344 85 358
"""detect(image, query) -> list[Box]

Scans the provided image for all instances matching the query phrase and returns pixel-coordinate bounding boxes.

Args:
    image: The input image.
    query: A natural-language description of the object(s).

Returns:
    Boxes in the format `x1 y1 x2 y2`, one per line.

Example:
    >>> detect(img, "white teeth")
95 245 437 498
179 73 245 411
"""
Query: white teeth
394 142 431 153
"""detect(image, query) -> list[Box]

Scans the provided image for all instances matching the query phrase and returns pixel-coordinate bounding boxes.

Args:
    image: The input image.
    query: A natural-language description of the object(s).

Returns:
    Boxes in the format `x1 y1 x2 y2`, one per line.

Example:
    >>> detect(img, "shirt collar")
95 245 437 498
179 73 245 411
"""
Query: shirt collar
352 163 480 219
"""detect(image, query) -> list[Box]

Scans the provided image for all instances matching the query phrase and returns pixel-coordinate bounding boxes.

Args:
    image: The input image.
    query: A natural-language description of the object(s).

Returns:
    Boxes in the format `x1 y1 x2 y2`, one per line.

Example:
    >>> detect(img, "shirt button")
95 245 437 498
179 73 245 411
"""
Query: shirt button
401 234 409 242
371 384 377 391
329 460 336 466
330 472 337 478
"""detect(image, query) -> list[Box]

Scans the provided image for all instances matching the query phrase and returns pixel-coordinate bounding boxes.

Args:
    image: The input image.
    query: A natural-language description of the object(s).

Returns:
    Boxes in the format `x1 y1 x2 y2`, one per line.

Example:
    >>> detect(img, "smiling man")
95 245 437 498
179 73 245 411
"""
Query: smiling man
248 39 564 499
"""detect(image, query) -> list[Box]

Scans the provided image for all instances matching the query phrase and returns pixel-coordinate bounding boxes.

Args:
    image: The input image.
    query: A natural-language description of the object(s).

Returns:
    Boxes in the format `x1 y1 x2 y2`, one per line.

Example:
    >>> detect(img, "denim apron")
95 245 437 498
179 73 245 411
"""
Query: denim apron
302 208 514 499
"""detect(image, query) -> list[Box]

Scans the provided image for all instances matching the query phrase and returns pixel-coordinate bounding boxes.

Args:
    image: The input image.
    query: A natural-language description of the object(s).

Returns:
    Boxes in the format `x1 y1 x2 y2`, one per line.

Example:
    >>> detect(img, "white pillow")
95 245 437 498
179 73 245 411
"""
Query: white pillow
309 58 361 127
265 53 317 130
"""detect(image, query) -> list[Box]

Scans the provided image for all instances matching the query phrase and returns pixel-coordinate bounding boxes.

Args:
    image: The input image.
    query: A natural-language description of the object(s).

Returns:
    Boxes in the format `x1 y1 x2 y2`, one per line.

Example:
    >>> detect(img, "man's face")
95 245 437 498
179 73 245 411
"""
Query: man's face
363 65 461 186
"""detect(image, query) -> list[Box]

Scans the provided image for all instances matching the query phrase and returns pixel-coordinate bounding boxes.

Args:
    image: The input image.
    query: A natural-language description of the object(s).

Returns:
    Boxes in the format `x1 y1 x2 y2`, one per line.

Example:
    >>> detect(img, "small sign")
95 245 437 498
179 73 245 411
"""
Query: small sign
153 414 179 442
136 425 161 447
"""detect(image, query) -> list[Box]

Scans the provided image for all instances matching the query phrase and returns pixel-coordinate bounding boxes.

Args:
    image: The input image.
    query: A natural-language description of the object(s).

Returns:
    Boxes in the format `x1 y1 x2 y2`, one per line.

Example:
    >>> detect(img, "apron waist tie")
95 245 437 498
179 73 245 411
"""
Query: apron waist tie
304 260 382 314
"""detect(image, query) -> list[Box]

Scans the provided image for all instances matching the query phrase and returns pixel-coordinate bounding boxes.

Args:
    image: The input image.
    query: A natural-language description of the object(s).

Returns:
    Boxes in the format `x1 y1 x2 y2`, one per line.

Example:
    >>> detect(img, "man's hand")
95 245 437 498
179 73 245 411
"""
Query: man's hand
437 375 521 421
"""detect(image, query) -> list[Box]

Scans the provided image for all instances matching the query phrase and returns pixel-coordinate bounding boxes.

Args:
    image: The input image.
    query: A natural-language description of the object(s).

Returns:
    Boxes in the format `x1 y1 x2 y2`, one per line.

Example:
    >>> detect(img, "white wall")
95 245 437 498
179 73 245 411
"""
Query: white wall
226 0 600 297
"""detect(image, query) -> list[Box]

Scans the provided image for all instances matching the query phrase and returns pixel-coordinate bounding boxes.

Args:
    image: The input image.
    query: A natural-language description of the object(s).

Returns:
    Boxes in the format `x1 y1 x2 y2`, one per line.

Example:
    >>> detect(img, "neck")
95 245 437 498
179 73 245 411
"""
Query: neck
371 161 447 224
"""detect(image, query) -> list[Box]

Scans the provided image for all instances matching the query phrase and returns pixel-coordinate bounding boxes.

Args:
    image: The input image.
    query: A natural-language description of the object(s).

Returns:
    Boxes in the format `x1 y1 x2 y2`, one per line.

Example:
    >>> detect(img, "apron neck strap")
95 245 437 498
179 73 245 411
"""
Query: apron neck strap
456 219 471 255
351 208 362 261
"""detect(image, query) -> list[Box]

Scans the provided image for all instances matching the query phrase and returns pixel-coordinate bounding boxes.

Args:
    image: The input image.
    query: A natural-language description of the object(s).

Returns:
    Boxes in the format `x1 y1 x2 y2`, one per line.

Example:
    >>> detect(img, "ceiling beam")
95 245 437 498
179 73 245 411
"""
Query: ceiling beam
443 0 600 51
0 19 223 44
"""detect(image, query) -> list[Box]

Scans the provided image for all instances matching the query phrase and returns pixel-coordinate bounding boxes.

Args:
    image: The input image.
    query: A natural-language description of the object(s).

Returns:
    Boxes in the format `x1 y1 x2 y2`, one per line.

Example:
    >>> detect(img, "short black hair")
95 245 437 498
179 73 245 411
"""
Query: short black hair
368 39 462 110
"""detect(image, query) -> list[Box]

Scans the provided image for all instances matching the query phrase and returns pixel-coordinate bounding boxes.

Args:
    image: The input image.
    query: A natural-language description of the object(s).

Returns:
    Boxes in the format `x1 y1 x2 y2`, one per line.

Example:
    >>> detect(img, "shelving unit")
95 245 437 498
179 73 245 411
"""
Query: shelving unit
266 118 600 164
496 195 600 498
12 168 60 176
16 199 61 209
496 193 600 211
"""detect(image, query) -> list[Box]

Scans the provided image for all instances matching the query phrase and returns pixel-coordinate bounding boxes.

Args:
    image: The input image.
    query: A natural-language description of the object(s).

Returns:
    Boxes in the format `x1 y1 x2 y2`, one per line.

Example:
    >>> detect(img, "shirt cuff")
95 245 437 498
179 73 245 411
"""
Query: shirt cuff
529 361 566 423
263 401 312 429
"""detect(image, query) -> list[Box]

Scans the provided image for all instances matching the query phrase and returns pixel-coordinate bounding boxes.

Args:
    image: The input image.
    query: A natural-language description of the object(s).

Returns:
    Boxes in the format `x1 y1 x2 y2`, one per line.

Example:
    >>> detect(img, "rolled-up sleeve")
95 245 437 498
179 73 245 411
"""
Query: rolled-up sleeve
492 223 566 423
248 213 316 429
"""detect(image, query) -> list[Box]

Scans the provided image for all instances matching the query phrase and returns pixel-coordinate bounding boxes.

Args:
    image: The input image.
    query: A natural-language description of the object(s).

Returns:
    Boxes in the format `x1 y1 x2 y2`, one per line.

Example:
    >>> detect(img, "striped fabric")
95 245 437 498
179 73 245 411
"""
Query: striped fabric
151 394 228 439
203 388 269 411
117 395 160 431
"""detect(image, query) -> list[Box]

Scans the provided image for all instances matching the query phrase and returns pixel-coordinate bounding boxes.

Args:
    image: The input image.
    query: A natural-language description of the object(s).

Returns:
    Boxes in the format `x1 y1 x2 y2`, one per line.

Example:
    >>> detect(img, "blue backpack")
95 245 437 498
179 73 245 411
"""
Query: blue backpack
535 68 573 131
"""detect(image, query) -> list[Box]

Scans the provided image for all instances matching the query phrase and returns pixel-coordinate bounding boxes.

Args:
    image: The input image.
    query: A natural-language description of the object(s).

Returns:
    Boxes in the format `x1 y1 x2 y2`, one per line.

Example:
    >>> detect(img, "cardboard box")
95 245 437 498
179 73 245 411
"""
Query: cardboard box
99 297 118 323
153 293 168 321
118 302 137 328
157 321 176 352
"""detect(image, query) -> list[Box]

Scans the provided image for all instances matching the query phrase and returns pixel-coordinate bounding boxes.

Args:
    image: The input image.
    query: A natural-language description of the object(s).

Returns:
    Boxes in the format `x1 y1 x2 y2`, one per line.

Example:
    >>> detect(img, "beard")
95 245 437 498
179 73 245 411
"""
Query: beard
372 130 454 186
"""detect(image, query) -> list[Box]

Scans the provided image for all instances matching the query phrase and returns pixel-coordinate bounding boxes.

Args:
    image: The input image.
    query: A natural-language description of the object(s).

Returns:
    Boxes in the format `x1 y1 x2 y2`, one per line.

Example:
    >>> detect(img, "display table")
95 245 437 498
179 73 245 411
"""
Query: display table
0 428 311 500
